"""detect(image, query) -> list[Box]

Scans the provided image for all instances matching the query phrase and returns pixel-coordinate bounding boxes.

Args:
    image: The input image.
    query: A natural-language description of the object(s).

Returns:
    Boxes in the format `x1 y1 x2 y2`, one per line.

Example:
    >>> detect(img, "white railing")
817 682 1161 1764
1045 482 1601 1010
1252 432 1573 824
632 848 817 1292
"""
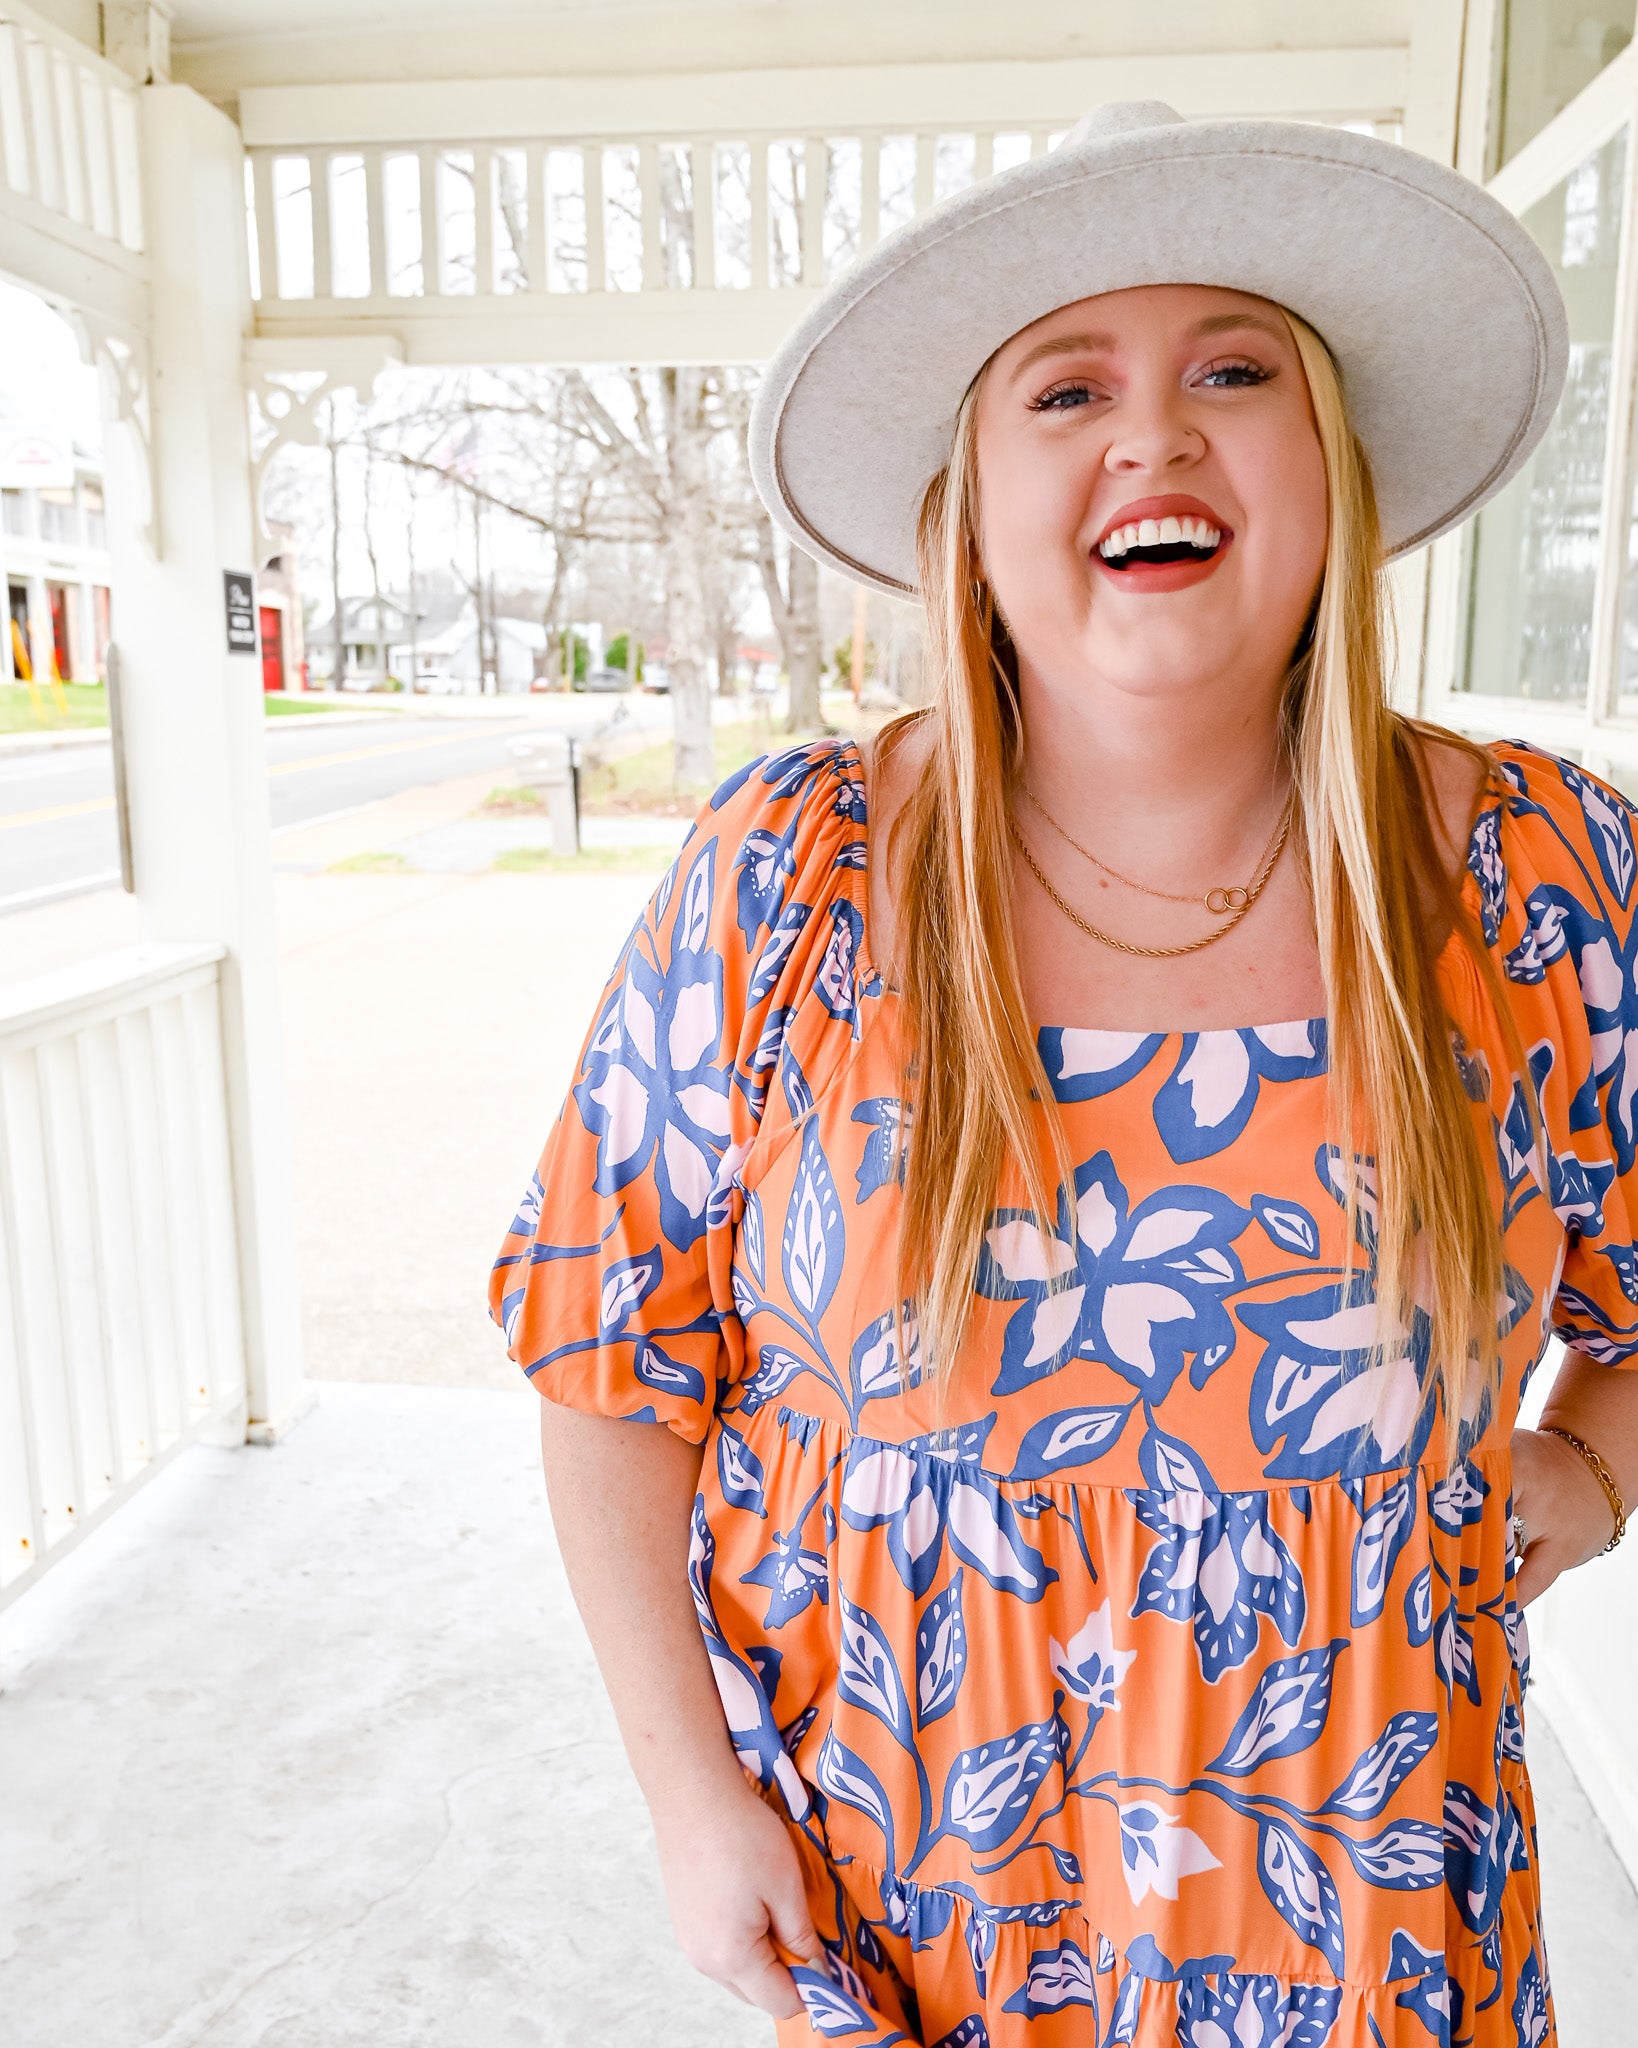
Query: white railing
239 54 1407 362
0 0 144 255
245 127 1058 314
0 944 246 1609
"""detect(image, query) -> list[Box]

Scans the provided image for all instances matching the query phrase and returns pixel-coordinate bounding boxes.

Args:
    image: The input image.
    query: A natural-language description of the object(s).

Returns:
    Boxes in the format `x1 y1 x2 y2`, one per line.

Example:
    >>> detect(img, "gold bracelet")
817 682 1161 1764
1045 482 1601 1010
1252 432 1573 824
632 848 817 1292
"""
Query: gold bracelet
1538 1425 1628 1554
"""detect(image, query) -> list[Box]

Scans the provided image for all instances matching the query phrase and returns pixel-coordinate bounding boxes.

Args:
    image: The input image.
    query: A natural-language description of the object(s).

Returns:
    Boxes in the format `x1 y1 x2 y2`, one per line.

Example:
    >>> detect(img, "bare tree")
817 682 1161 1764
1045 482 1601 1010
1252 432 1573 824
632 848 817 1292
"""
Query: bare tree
758 523 823 732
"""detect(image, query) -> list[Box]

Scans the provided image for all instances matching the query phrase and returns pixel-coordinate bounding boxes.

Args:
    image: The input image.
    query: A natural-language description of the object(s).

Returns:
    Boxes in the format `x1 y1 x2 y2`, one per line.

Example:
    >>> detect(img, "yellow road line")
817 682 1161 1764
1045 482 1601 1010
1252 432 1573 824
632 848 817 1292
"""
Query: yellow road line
0 795 111 830
0 732 473 828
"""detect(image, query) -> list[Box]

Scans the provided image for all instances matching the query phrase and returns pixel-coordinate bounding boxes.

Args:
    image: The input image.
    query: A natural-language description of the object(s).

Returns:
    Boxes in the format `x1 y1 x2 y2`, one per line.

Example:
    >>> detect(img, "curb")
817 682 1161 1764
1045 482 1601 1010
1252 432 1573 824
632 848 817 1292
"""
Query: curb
0 726 112 755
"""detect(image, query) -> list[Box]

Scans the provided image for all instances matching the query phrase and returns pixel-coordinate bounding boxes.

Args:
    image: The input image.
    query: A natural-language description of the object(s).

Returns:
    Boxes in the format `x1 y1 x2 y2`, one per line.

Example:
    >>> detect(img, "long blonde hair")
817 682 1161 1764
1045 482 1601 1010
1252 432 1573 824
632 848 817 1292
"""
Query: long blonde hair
879 306 1543 1454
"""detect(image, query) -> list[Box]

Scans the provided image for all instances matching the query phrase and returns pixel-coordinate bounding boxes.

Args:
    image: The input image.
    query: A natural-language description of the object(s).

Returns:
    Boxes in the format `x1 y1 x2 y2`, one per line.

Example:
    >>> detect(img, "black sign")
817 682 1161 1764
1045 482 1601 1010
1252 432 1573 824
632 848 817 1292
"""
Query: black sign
224 570 258 655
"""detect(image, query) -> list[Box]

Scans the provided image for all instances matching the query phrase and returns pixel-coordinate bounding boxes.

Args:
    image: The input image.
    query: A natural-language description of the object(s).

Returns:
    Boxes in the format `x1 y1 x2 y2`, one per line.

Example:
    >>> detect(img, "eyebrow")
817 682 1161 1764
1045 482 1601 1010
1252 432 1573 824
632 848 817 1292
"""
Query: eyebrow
1006 310 1289 382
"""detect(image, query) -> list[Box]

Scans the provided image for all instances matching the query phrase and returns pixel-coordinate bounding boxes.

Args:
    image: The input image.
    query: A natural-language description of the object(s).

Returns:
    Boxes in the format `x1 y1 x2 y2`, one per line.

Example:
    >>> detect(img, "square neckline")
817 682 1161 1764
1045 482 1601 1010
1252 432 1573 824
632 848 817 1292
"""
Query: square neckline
840 729 1499 1046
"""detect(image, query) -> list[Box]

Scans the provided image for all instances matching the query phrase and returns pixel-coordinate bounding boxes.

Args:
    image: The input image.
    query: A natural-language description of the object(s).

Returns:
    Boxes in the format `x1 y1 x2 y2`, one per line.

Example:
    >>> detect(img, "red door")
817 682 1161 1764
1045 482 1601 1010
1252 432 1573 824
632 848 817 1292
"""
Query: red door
49 584 69 681
259 605 283 692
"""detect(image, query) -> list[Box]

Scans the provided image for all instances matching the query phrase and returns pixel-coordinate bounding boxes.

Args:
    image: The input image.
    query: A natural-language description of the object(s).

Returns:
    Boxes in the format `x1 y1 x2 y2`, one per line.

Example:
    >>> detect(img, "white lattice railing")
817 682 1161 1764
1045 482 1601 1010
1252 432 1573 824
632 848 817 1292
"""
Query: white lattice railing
238 52 1406 361
0 0 144 255
244 127 1061 313
0 944 246 1609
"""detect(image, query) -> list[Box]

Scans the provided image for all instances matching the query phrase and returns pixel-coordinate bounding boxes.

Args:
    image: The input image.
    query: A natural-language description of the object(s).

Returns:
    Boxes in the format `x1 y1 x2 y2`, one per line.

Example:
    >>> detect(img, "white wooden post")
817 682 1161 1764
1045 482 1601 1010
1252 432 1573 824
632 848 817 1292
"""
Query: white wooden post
99 83 309 1442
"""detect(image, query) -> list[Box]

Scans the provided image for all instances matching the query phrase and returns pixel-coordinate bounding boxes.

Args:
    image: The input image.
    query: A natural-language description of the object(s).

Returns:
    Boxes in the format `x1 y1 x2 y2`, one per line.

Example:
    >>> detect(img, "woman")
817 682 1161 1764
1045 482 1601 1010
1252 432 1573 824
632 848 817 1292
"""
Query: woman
491 105 1635 2045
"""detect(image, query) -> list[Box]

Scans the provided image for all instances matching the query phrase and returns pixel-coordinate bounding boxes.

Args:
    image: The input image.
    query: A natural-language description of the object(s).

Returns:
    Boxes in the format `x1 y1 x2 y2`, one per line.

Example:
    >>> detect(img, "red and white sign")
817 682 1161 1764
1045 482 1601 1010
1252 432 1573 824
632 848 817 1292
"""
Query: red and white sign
0 426 74 490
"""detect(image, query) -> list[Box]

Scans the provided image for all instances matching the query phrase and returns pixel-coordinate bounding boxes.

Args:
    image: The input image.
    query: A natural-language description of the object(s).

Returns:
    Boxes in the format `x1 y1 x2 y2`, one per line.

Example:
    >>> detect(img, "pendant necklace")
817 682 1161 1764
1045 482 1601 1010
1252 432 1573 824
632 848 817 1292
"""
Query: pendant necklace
1010 781 1296 960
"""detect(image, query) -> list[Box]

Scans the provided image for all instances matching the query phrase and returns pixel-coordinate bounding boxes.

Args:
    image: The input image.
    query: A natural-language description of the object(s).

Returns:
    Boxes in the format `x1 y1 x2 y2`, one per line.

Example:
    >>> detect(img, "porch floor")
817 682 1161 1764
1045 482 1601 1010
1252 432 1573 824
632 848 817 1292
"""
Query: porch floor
2 1381 1635 2047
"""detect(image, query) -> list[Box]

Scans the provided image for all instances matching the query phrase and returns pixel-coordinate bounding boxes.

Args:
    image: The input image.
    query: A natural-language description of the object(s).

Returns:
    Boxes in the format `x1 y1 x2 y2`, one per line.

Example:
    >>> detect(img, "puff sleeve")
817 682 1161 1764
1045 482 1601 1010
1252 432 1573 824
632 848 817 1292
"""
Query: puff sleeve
1487 741 1638 1367
487 739 869 1440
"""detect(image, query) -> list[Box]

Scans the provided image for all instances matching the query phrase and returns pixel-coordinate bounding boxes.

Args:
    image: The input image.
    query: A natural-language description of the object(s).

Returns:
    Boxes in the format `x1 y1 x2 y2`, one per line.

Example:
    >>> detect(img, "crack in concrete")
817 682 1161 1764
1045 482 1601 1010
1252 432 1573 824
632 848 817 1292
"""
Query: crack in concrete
147 1739 591 2048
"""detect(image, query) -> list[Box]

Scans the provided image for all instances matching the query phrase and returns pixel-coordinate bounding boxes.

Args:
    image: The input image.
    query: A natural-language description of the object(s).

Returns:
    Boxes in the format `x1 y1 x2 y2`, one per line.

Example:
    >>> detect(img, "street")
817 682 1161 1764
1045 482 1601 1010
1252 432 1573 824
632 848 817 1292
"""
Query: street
0 696 673 912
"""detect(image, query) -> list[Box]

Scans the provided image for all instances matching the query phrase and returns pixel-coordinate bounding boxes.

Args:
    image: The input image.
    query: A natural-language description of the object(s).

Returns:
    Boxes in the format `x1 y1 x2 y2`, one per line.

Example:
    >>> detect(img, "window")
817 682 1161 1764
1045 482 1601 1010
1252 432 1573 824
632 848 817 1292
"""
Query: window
1461 128 1627 704
1496 0 1634 170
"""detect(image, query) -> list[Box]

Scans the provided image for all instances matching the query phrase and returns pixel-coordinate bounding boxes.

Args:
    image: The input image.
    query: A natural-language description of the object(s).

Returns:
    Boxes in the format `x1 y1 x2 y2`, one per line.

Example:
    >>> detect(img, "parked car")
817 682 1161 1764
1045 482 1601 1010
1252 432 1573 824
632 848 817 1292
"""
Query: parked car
576 664 632 693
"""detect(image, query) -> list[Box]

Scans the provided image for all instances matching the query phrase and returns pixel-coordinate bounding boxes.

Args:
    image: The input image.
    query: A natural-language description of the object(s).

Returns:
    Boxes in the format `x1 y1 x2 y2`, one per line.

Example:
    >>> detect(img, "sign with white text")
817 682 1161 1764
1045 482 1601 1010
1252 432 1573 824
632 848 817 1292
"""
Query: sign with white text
224 571 258 655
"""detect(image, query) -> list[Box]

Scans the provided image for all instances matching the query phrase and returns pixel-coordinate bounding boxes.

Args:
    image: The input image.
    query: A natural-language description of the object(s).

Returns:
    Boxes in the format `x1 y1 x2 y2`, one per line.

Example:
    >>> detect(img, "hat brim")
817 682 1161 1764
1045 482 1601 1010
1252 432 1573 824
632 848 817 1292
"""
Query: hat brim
748 117 1569 594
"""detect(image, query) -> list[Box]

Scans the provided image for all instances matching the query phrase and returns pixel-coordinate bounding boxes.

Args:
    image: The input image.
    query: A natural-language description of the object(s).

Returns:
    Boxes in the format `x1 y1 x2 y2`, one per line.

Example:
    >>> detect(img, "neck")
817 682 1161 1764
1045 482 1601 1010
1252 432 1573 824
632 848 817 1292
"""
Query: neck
1015 655 1293 877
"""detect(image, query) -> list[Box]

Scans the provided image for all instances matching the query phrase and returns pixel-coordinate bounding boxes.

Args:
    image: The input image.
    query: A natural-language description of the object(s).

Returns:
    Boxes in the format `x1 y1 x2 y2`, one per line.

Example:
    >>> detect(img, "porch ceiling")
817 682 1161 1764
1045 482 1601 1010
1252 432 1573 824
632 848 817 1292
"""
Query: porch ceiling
169 0 1413 96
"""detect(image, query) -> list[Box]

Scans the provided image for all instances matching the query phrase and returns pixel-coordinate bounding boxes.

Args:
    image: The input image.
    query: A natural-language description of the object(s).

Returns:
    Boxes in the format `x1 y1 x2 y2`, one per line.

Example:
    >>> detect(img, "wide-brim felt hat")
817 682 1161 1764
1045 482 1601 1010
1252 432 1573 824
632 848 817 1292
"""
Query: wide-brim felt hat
747 100 1569 595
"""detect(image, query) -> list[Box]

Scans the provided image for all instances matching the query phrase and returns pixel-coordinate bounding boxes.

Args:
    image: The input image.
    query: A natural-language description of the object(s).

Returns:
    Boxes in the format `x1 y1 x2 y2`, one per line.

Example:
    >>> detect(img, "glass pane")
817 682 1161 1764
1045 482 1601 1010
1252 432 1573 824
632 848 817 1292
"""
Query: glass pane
992 132 1031 174
1462 126 1625 705
1498 0 1633 169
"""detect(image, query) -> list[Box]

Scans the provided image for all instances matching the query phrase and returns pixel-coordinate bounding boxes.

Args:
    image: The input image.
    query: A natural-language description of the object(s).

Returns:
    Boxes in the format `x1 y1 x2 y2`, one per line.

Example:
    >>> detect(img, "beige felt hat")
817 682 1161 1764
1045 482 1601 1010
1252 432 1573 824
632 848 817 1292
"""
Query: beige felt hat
747 100 1569 595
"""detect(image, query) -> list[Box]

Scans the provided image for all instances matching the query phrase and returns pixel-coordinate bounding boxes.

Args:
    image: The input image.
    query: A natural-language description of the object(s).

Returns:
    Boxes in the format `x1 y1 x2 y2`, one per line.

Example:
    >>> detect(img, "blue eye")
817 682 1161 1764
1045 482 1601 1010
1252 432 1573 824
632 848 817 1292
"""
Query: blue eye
1029 381 1097 411
1199 359 1272 389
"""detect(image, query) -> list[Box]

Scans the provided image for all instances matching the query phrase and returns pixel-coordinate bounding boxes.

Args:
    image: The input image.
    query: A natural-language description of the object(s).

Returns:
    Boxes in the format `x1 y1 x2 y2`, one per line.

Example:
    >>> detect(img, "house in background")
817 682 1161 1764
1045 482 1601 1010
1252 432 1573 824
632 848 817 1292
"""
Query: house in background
305 586 550 692
0 420 110 686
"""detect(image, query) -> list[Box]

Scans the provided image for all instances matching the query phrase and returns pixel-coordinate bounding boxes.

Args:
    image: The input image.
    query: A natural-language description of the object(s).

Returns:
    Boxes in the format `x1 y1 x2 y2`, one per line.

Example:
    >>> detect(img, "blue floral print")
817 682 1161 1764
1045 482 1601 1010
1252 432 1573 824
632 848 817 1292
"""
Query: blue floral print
491 733 1638 2045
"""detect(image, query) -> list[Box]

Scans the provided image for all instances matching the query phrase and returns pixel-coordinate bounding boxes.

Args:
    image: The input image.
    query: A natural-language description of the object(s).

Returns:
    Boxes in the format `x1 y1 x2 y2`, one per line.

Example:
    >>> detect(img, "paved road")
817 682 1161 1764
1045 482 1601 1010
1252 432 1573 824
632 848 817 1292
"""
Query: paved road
0 698 673 912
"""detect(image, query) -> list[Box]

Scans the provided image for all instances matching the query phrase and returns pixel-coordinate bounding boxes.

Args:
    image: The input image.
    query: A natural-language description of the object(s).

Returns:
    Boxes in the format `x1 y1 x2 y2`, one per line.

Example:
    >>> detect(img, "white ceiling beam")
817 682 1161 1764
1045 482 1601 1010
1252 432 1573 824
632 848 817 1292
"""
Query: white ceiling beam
238 48 1408 150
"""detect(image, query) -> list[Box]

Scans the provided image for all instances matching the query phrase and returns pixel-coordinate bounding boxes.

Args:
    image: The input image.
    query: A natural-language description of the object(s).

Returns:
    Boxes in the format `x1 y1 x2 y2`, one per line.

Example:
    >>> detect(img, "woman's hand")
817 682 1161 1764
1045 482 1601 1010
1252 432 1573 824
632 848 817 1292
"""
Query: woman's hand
650 1772 823 2020
1510 1425 1622 1605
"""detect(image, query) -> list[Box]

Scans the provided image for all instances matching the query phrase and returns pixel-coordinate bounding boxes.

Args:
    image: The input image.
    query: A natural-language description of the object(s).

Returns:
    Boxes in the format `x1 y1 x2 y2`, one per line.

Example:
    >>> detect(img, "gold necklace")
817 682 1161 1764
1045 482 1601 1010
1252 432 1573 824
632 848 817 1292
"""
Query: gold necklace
1021 778 1294 916
1007 801 1294 959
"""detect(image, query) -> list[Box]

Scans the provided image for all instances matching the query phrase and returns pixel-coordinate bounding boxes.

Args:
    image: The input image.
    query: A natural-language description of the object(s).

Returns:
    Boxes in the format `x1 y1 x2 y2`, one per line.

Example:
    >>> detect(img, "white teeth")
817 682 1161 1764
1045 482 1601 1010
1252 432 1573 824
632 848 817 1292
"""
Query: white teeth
1096 514 1223 561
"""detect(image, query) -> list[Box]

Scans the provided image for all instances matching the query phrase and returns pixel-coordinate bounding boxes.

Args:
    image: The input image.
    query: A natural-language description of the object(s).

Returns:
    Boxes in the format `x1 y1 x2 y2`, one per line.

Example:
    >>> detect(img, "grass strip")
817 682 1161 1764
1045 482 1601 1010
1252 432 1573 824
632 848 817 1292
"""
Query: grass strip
492 845 674 875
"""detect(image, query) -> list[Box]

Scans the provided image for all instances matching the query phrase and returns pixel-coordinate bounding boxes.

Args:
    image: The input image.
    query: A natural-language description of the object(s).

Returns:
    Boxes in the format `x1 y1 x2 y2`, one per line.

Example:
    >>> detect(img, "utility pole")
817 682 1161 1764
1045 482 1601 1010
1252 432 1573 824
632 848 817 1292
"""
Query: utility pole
328 407 344 693
406 478 419 692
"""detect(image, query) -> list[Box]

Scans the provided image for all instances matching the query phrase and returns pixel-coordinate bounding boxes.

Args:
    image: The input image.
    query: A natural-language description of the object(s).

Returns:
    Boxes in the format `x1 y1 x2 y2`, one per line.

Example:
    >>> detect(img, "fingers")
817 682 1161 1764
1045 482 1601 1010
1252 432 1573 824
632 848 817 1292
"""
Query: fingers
766 1861 824 1967
1514 1539 1562 1607
729 1932 806 2021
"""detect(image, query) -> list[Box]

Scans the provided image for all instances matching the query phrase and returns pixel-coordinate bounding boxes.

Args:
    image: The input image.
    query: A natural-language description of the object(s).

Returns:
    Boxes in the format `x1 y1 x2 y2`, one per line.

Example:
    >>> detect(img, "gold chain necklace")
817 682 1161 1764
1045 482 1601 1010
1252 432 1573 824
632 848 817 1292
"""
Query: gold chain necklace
1007 797 1295 959
1021 778 1293 915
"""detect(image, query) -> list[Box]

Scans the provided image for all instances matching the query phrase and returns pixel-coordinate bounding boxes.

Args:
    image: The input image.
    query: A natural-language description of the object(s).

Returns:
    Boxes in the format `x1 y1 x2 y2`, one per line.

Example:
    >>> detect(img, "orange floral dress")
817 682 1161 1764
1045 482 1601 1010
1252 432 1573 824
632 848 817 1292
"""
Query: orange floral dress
490 734 1638 2048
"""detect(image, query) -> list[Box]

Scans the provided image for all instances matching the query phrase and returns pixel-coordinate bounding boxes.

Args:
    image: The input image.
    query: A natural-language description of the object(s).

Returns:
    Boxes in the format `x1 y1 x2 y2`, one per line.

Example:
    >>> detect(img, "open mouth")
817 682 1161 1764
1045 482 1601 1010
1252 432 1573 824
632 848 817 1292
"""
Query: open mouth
1097 514 1224 570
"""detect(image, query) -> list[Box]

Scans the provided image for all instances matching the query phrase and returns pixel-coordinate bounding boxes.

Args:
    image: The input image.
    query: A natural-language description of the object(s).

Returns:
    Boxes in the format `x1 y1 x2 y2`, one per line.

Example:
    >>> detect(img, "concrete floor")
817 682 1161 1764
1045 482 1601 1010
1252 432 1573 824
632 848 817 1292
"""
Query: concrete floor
1 1381 1635 2048
0 1383 772 2048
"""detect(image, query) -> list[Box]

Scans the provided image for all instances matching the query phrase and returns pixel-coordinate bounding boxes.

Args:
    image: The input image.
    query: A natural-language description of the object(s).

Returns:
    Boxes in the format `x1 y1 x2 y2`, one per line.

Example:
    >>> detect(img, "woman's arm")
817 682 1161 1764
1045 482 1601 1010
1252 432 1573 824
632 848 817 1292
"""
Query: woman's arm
1512 1349 1638 1604
538 1403 821 2019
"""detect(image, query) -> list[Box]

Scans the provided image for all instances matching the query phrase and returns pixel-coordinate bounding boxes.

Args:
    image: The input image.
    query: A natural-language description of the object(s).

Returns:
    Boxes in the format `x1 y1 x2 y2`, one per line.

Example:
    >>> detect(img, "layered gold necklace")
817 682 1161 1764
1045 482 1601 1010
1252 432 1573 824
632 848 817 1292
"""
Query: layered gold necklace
1010 778 1296 960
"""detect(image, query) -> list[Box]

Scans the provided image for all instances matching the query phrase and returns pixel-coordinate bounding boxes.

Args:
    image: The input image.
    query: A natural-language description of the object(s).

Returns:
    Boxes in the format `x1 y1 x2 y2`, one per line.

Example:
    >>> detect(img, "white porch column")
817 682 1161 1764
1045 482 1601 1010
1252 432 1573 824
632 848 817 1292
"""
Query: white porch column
100 82 309 1439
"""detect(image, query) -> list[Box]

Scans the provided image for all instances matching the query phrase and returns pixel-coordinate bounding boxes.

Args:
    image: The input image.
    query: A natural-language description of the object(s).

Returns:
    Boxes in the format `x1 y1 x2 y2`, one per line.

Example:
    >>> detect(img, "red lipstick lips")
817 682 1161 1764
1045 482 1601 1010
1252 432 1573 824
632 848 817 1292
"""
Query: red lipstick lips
1092 492 1233 593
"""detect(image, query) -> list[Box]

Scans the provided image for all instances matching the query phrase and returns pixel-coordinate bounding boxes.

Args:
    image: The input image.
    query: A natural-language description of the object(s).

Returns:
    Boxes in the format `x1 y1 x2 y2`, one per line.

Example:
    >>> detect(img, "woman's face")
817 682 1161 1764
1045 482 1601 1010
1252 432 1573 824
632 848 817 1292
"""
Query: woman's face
973 283 1329 707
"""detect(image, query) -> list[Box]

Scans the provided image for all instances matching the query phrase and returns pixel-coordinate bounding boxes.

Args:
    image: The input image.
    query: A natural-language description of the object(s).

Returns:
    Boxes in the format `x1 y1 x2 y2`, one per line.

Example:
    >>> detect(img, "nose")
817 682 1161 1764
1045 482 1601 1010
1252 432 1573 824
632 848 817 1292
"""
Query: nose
1102 387 1203 476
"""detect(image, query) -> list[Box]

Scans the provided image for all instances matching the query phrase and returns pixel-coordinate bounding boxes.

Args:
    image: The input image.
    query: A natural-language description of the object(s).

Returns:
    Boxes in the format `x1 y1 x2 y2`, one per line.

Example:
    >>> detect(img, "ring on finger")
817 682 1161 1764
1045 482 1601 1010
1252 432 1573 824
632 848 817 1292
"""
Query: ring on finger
1511 1511 1529 1555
